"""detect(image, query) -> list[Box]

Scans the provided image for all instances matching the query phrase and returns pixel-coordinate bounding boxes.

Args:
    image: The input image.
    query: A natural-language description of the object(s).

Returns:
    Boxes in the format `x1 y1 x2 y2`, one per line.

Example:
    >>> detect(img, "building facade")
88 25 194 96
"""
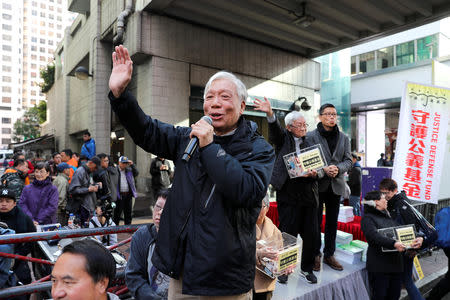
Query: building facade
350 17 450 199
42 0 321 193
0 0 75 148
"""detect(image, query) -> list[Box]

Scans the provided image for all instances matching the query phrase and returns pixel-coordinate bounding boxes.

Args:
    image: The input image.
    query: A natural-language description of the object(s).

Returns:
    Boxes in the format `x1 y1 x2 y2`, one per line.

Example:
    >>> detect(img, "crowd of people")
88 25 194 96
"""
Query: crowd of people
0 131 141 297
0 44 447 300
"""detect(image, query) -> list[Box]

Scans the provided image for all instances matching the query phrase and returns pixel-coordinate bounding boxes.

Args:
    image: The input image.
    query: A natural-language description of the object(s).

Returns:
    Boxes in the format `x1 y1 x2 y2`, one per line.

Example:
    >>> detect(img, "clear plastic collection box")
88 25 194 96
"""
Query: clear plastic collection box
256 232 302 278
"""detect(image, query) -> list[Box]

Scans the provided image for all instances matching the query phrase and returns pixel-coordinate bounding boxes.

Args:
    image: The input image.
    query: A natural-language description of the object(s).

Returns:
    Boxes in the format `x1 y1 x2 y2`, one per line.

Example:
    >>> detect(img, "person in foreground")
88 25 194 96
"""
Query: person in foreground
254 194 282 300
361 191 422 300
51 239 119 300
126 189 170 299
108 45 275 298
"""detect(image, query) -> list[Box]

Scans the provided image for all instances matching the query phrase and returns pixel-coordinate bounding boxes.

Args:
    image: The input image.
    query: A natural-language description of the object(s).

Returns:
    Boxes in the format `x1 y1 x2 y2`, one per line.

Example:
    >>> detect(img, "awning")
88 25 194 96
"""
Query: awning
8 134 56 152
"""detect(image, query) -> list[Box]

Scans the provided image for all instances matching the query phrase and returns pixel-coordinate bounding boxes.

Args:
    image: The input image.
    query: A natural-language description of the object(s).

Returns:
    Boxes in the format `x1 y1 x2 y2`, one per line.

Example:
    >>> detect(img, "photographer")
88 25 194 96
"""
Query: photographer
89 201 117 247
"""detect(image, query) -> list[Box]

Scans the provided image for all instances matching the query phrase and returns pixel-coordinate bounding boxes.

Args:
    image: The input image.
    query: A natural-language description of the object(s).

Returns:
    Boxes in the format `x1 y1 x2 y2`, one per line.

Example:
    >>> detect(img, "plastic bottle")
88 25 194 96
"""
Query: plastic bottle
68 213 74 227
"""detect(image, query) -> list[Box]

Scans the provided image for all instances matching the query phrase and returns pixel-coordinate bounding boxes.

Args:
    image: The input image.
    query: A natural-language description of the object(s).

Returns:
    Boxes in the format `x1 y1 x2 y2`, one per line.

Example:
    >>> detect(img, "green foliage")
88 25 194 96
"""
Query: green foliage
31 101 47 124
13 107 41 142
39 64 55 93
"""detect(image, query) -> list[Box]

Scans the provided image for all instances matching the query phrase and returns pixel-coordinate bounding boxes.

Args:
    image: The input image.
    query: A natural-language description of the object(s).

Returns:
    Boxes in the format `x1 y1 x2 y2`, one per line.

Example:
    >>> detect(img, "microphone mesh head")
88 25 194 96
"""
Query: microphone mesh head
201 116 213 125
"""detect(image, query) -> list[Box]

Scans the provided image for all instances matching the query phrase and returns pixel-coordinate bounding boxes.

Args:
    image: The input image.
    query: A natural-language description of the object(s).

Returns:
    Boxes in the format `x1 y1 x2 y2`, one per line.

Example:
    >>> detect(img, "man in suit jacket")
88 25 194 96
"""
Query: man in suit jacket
254 97 319 284
307 103 352 271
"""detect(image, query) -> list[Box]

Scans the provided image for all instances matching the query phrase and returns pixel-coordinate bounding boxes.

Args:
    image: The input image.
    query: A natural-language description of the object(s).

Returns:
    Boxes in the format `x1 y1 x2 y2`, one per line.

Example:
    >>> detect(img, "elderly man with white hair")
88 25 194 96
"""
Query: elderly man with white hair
108 45 275 299
254 97 319 285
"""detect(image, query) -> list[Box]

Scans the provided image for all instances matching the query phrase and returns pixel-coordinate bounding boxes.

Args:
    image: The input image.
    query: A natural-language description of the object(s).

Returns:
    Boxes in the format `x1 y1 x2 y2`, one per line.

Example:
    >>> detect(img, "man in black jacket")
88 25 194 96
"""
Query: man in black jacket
254 97 318 284
108 45 275 298
0 188 36 290
307 103 352 271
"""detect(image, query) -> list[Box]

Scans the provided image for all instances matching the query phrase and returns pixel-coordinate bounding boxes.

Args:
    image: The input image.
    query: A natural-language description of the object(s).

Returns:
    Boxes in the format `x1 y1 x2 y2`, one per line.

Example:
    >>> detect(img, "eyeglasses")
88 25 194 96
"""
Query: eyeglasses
289 123 308 129
321 113 337 117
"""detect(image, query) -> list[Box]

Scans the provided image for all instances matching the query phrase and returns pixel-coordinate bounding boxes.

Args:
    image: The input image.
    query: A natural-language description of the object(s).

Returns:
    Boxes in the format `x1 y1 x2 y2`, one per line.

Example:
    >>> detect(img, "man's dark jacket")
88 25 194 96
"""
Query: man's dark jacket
269 118 318 207
110 91 275 296
361 205 403 273
68 164 96 213
387 191 426 245
0 206 36 256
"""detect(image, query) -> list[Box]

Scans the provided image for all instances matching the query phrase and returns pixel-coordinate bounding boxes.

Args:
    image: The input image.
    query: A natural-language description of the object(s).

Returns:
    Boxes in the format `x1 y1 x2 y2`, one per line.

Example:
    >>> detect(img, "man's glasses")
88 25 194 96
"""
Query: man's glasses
321 113 337 117
290 123 308 129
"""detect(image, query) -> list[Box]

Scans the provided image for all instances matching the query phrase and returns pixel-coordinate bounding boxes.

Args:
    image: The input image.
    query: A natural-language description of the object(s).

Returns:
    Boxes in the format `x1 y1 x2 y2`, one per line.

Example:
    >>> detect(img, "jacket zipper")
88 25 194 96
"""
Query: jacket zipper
204 184 216 209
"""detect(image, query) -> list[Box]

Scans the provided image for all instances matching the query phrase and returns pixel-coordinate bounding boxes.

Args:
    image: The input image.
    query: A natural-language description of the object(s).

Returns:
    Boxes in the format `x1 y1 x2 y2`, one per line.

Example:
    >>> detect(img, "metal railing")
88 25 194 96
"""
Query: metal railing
0 224 146 299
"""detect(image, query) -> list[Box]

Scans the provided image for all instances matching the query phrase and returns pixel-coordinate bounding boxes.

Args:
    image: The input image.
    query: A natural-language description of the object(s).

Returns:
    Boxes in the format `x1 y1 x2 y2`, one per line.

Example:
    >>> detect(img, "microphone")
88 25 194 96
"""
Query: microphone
182 116 213 162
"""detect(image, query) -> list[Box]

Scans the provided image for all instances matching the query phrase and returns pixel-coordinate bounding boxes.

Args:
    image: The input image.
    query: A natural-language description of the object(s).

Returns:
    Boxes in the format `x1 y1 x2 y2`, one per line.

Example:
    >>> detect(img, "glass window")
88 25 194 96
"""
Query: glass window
396 41 414 65
2 45 11 51
2 34 11 41
2 139 11 145
376 46 394 69
2 14 12 20
2 128 11 134
1 118 11 124
2 66 11 72
2 76 11 83
359 52 375 73
351 56 356 75
2 55 11 62
2 98 11 104
2 24 12 31
2 87 11 93
417 34 438 61
2 3 12 10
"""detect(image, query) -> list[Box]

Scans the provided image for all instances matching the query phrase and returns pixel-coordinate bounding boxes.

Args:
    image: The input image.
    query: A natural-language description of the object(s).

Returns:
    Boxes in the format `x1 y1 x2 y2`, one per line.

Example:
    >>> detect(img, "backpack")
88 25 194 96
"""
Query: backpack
399 200 438 248
435 207 450 248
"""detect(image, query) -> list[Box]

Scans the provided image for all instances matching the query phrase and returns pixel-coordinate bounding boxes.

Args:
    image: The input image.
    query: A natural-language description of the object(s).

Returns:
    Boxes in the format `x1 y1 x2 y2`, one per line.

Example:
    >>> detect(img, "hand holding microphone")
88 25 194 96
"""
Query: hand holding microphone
182 116 213 162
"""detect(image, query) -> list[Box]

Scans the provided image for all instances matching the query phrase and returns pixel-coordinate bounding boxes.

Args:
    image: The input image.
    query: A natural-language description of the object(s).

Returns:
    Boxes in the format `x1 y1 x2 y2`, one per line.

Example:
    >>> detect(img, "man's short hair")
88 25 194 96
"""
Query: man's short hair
52 152 60 159
284 111 305 126
13 153 24 161
79 154 88 161
89 156 101 167
97 153 108 160
61 239 116 285
364 190 381 201
13 159 26 168
319 103 336 115
156 189 169 200
203 71 248 103
379 178 397 191
380 153 385 157
61 149 73 157
83 131 91 137
72 152 80 158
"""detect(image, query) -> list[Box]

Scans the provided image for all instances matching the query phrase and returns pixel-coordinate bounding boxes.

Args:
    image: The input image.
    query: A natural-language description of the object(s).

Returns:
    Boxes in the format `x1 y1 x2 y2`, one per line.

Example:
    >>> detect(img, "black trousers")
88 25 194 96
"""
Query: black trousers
369 272 402 300
114 192 133 225
315 187 341 258
277 199 318 273
426 248 450 300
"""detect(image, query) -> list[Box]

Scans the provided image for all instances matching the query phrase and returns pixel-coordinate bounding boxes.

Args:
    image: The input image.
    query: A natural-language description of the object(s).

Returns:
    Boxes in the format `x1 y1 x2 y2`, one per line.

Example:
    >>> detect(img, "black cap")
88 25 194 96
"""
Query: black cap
0 188 16 201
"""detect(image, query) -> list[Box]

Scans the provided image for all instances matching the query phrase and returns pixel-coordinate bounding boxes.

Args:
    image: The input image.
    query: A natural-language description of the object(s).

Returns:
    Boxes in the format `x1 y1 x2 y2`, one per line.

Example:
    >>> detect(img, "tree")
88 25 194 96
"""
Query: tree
13 107 41 142
39 64 55 93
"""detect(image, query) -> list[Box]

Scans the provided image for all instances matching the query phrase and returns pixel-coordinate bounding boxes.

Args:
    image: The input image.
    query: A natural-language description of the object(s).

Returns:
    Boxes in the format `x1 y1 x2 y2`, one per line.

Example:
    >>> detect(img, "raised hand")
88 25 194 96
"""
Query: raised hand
109 45 133 98
253 97 274 118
